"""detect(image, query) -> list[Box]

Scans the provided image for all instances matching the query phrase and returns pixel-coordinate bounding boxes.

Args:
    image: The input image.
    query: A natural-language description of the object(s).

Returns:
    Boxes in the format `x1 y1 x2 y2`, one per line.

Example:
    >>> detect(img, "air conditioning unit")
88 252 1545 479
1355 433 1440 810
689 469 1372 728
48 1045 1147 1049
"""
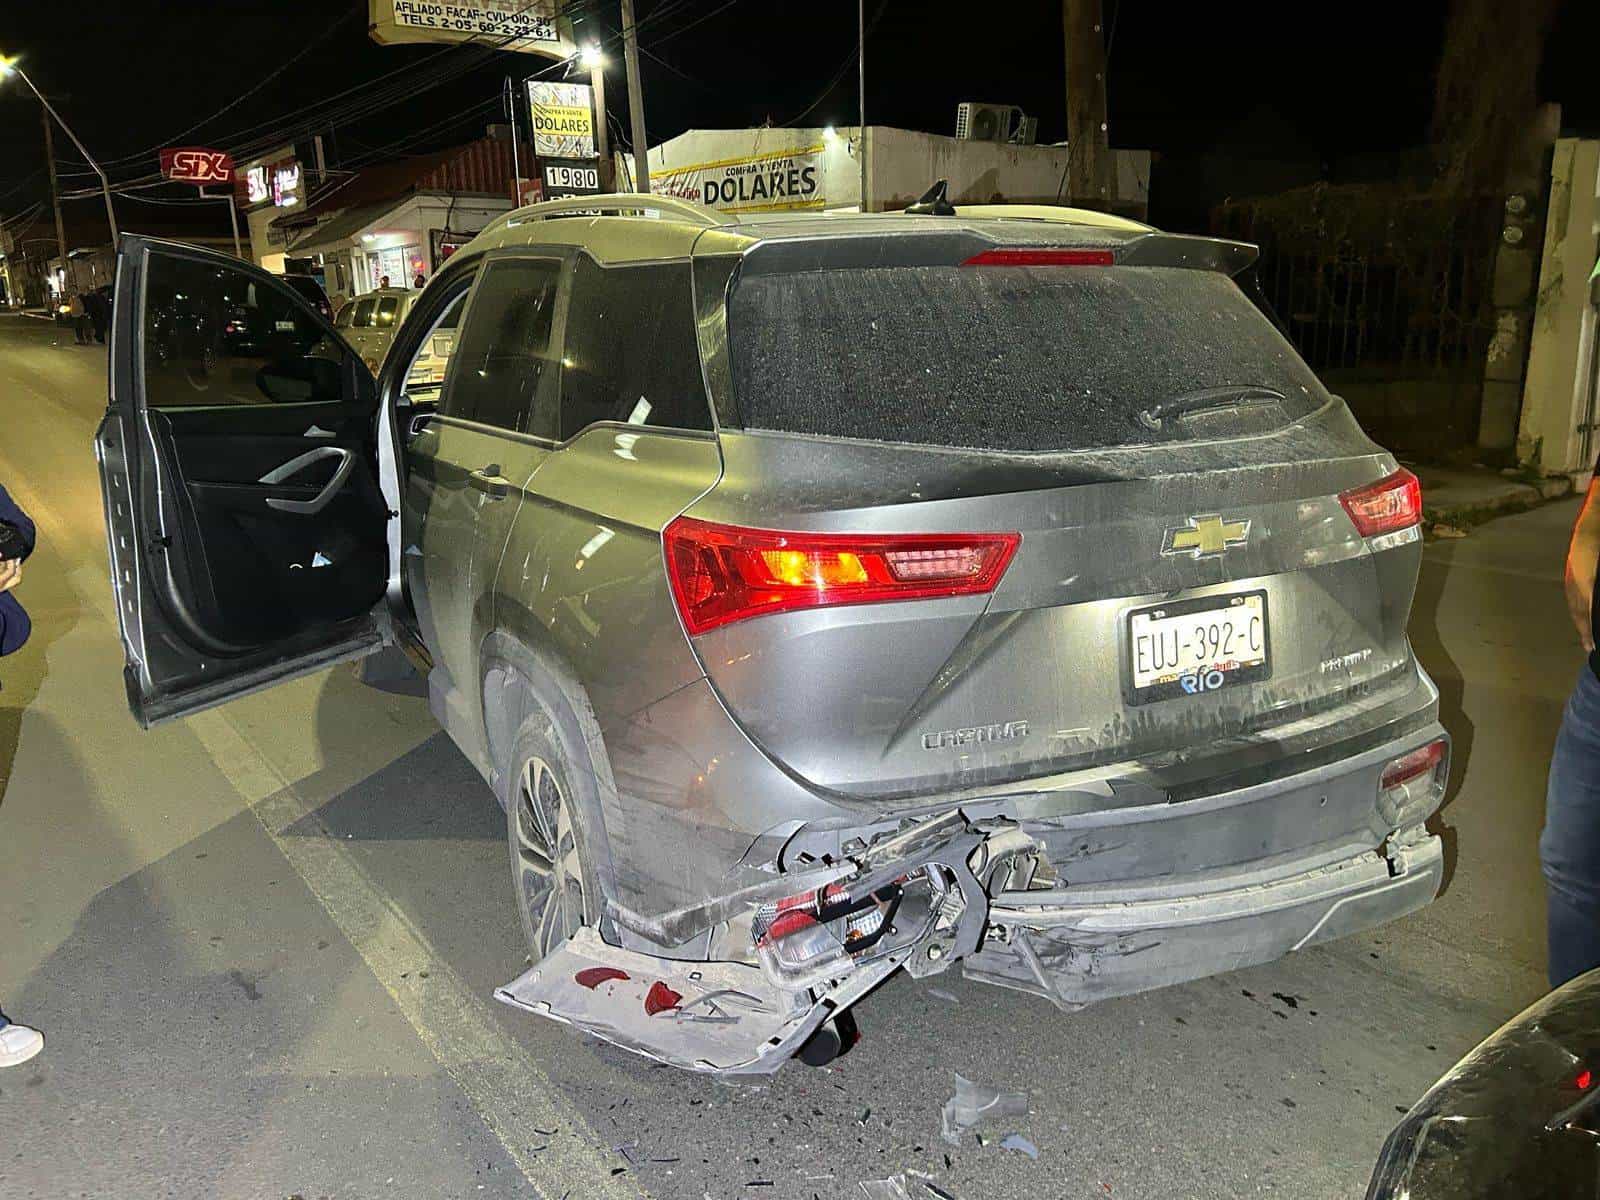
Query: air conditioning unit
956 102 1036 145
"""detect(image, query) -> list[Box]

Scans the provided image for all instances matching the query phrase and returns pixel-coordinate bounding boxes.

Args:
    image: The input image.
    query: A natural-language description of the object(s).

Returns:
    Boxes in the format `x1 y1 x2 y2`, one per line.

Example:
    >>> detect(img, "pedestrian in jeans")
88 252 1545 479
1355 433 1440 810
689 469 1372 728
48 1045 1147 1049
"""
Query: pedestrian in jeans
0 482 43 1068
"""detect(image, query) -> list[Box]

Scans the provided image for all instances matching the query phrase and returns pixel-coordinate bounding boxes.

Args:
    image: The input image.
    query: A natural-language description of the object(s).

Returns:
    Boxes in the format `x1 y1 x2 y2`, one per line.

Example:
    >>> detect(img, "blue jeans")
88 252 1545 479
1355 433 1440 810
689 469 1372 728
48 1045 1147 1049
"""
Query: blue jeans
1542 666 1600 987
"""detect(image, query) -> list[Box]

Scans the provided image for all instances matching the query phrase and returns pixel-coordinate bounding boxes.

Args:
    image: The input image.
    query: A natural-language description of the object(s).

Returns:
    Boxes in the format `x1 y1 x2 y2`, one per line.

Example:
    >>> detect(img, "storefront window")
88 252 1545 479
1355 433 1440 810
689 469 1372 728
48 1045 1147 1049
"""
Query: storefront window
368 245 422 290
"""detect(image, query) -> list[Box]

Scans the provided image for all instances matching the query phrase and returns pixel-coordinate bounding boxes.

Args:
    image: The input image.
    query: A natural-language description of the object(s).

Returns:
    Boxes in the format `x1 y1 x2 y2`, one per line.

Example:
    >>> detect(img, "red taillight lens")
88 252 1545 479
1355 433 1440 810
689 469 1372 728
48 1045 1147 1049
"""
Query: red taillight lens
961 248 1116 267
1380 739 1446 790
663 517 1021 635
1340 469 1422 538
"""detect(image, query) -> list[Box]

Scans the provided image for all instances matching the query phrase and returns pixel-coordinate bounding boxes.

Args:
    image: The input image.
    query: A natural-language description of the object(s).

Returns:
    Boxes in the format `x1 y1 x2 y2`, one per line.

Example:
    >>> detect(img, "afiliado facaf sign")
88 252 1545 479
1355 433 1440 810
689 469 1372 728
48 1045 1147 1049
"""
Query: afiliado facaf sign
653 145 825 214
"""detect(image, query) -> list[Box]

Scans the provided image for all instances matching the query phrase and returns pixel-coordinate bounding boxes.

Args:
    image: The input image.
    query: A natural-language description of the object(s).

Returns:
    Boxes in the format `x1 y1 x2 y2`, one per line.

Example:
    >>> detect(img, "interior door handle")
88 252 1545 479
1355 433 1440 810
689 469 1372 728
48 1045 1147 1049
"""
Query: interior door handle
468 464 512 500
259 445 355 515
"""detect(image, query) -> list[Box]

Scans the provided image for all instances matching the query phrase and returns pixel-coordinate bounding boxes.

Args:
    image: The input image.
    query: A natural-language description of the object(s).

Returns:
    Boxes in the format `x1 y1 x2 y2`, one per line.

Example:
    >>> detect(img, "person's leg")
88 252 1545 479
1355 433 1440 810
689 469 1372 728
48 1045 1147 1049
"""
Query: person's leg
0 1008 44 1068
1542 667 1600 987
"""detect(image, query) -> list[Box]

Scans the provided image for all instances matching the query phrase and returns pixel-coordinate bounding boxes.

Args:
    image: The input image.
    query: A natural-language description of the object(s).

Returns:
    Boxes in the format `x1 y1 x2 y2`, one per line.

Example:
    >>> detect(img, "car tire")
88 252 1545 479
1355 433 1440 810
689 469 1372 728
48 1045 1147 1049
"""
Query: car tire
502 708 604 963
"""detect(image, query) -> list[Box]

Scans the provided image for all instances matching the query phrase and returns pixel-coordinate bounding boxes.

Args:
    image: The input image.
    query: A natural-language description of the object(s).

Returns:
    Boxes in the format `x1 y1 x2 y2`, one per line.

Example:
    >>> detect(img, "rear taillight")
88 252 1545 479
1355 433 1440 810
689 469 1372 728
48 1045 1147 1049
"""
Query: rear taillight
1340 469 1422 539
961 248 1115 267
1378 737 1448 828
663 517 1020 635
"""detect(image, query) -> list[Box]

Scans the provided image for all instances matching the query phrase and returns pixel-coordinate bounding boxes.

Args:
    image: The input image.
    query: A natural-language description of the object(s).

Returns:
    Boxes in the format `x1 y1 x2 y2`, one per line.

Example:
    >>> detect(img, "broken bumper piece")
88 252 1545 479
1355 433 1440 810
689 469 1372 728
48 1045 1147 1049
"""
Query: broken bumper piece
495 811 1041 1074
968 828 1445 1009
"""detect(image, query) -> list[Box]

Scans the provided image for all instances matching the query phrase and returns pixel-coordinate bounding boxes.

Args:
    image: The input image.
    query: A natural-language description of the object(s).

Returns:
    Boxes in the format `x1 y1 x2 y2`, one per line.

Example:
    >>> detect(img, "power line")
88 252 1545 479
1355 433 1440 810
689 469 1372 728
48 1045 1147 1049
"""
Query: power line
0 201 45 230
61 0 556 184
88 8 362 169
780 0 890 126
23 0 719 206
0 170 47 205
651 0 751 46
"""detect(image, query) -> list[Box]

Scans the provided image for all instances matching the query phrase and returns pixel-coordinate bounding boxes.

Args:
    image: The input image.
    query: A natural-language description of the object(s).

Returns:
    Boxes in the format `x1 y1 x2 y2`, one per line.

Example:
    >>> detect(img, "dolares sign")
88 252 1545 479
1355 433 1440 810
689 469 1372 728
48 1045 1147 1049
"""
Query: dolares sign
527 81 595 159
159 148 235 186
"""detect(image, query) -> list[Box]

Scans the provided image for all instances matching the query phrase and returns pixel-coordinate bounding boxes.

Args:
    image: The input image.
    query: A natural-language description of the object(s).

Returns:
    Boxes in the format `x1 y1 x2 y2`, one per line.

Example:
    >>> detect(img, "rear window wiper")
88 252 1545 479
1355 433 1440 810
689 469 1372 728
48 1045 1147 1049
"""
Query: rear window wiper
1138 385 1287 431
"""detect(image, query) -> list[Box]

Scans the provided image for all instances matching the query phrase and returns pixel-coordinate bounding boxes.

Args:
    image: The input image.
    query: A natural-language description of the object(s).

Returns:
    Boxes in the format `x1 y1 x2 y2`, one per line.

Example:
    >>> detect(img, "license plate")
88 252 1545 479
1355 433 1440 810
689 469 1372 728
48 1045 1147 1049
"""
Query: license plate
1125 590 1270 704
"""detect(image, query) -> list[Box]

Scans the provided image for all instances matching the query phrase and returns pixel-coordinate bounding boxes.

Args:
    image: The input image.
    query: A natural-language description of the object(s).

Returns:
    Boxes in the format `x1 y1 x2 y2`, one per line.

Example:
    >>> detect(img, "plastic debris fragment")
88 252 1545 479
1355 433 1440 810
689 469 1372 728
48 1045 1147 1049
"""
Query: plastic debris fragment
859 1175 958 1200
575 966 630 989
644 980 683 1015
1000 1133 1039 1159
940 1072 1030 1145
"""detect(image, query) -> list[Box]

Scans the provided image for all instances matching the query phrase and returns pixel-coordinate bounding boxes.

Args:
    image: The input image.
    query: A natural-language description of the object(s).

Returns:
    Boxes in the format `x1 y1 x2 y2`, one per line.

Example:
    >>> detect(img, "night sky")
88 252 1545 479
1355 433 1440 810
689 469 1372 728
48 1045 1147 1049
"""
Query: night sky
2 1 1596 232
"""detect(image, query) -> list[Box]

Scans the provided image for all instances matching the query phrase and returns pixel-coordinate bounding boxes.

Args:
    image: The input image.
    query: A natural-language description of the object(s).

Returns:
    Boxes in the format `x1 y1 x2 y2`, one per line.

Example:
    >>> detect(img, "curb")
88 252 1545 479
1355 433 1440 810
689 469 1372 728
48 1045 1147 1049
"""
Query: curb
1421 476 1573 532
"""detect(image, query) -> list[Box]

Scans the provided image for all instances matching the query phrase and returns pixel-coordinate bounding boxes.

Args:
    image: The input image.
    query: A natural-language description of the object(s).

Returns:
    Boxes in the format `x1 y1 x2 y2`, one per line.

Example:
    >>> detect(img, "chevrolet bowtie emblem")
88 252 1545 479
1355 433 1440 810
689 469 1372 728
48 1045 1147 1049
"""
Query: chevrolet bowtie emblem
1162 514 1251 559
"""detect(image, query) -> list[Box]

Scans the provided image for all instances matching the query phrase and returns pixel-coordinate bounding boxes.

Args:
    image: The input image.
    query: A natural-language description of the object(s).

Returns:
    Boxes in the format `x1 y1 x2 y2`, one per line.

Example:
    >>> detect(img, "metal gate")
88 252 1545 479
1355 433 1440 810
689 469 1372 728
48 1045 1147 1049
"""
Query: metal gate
1214 183 1502 450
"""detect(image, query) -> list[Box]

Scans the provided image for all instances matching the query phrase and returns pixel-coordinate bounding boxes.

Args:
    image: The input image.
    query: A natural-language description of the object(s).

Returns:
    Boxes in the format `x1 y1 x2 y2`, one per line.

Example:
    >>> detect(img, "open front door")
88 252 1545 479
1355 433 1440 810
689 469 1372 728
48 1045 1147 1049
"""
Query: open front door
96 237 392 727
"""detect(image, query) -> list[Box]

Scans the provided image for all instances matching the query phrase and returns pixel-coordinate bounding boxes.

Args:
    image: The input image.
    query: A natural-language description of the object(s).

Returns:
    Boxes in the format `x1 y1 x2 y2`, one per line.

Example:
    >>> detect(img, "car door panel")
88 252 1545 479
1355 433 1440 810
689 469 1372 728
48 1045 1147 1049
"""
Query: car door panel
403 252 566 774
97 235 391 727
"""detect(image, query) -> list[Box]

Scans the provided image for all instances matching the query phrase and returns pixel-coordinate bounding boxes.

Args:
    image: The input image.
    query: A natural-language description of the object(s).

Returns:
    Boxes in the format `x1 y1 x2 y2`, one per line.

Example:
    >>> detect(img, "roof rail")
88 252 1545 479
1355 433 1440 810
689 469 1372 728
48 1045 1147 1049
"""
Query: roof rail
479 193 728 239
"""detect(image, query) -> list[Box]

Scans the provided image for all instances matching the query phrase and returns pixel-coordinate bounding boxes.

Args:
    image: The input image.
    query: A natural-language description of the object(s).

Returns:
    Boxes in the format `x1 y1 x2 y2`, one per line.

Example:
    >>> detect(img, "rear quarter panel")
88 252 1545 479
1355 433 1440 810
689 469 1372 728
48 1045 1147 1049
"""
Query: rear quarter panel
488 428 779 923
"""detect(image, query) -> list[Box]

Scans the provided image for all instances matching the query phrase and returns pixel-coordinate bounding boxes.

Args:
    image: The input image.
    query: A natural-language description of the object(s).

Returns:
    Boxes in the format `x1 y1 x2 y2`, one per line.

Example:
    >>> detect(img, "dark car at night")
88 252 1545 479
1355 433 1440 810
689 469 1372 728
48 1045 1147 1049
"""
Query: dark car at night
95 193 1448 1074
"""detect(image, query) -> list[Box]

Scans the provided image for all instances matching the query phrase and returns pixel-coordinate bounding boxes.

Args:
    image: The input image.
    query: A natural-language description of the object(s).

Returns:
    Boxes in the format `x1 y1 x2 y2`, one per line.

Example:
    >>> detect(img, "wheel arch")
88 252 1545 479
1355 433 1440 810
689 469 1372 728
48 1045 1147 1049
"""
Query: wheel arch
478 627 624 926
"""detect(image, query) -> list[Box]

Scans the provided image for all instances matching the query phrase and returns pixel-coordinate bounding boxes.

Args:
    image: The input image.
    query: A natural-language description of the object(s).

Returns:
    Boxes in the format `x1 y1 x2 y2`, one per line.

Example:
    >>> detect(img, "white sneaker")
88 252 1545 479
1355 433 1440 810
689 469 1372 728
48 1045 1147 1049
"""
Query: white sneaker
0 1022 44 1068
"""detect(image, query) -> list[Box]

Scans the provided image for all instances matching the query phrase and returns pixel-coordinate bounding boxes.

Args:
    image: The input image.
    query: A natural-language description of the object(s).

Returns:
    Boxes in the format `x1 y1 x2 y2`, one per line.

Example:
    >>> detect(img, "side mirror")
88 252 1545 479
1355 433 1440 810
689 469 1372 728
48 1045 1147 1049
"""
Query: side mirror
255 355 342 405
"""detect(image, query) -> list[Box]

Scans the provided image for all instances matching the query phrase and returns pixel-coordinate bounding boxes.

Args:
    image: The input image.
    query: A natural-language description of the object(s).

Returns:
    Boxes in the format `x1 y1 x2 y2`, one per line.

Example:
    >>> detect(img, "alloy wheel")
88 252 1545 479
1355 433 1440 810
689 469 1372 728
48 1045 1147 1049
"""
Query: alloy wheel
513 754 589 956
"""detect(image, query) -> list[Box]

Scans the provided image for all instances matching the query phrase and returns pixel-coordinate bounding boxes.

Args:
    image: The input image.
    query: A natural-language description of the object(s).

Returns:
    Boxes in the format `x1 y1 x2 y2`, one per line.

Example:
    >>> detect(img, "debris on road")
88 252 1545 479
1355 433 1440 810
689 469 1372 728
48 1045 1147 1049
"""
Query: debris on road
859 1174 960 1199
940 1072 1030 1145
999 1133 1039 1158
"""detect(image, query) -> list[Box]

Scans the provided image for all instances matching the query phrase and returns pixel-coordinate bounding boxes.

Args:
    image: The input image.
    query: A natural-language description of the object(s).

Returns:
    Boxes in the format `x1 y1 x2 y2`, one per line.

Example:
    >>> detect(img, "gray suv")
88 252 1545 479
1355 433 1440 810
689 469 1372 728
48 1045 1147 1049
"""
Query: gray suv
97 195 1448 1074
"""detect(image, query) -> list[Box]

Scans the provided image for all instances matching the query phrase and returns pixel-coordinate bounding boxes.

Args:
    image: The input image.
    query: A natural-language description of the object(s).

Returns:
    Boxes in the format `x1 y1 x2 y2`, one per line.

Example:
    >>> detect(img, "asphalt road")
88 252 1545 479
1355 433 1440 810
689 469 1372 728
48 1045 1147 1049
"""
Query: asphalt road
0 310 1560 1198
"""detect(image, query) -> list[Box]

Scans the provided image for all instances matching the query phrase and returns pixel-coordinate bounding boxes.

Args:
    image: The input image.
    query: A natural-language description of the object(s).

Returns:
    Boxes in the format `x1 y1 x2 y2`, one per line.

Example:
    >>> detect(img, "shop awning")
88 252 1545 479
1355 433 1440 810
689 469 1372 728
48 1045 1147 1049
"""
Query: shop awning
283 200 401 255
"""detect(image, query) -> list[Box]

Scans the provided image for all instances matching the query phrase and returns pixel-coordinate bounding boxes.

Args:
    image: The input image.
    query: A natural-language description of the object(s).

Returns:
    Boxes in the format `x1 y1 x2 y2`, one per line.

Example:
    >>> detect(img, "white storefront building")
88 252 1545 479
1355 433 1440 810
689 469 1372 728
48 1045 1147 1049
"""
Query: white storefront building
645 125 1150 219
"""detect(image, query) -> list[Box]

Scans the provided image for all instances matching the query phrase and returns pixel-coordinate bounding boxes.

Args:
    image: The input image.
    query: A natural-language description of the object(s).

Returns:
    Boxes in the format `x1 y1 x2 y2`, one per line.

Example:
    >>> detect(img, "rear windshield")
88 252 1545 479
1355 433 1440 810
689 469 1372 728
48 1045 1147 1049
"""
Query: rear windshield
726 265 1330 451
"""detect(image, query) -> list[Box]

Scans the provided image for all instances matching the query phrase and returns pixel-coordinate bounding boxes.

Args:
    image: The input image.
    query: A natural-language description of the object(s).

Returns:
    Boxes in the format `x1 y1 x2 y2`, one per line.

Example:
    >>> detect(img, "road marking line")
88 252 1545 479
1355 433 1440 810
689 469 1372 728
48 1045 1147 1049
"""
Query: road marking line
187 708 646 1200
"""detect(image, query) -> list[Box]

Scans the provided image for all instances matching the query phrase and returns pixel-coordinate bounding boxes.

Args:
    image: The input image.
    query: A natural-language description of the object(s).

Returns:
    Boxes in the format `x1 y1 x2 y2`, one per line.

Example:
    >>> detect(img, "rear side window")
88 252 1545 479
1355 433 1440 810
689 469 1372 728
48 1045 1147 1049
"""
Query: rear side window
726 265 1331 452
334 305 353 328
374 296 400 328
558 258 711 439
351 298 375 328
443 258 560 436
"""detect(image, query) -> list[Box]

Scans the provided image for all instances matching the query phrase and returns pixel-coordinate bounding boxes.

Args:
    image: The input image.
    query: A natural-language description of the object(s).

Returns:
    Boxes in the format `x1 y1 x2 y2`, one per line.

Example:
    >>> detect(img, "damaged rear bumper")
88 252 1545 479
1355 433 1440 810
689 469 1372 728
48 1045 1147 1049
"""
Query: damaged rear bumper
496 811 1042 1074
969 828 1443 1008
497 720 1449 1073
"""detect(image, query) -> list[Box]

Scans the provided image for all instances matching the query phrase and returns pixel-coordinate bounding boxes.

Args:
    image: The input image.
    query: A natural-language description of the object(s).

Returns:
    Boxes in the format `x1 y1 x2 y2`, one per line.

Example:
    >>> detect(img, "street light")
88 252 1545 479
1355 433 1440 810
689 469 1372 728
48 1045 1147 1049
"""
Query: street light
0 51 119 241
580 43 605 70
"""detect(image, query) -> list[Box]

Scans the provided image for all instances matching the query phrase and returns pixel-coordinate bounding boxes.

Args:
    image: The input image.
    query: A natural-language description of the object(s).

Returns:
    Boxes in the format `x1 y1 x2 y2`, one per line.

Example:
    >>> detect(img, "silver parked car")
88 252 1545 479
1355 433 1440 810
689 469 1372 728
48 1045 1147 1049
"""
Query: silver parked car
96 194 1448 1074
334 285 415 374
336 286 457 388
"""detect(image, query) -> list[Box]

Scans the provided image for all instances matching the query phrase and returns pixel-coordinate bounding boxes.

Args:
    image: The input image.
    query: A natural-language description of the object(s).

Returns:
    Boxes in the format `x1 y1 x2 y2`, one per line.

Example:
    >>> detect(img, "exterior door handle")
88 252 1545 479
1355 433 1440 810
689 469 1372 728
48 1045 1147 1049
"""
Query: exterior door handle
469 464 511 500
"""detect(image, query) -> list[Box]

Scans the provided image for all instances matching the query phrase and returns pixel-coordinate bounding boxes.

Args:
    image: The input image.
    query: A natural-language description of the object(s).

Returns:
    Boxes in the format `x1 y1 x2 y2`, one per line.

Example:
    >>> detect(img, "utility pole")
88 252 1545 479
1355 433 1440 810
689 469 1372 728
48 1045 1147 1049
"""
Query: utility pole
505 76 524 204
857 0 868 212
619 0 649 192
1064 0 1112 209
589 55 612 192
41 105 74 299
